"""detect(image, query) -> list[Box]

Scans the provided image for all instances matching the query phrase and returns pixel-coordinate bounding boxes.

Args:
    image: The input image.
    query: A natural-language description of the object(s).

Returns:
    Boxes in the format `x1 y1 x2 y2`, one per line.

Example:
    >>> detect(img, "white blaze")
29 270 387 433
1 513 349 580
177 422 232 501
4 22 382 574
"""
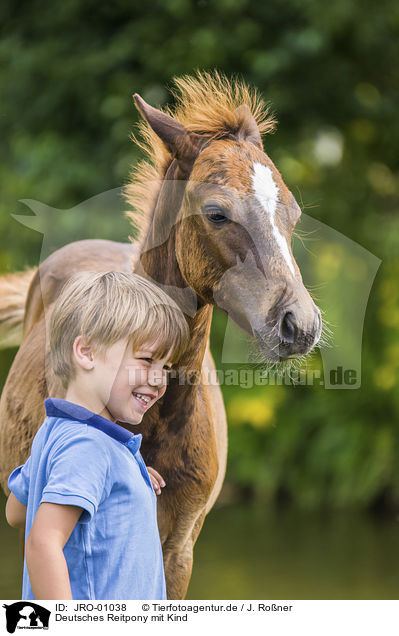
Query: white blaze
251 161 295 276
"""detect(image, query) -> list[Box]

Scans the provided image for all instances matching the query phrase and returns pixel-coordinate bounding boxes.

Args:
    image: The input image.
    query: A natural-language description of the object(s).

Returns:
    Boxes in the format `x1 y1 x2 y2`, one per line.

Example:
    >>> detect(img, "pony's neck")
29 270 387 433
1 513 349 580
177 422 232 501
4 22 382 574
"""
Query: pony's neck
136 159 213 375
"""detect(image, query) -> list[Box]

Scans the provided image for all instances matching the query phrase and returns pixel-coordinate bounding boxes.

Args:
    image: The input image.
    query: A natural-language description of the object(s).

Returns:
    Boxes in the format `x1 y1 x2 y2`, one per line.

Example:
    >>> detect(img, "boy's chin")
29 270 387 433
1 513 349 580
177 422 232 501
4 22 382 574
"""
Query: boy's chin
115 414 143 428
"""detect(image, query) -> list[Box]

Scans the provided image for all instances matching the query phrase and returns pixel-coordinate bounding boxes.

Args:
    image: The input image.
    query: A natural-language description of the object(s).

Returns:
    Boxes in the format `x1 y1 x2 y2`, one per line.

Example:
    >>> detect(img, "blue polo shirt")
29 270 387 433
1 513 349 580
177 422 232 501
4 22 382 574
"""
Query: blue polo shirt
8 398 167 600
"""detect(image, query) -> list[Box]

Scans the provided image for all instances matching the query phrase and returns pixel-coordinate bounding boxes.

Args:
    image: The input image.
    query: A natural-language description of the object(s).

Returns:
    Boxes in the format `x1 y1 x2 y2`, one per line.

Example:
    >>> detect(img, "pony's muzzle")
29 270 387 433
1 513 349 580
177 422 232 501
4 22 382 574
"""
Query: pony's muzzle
278 306 322 357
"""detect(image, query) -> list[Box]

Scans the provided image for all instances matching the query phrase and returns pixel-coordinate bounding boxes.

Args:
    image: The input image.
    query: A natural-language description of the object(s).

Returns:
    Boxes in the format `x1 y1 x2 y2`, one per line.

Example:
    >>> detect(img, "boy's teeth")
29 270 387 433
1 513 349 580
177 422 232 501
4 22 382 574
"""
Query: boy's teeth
133 392 150 404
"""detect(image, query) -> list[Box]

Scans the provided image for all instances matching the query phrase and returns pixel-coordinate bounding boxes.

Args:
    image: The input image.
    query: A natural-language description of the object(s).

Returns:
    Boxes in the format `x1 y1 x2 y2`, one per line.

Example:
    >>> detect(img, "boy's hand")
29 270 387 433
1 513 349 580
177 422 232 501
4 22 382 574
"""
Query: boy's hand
147 466 166 495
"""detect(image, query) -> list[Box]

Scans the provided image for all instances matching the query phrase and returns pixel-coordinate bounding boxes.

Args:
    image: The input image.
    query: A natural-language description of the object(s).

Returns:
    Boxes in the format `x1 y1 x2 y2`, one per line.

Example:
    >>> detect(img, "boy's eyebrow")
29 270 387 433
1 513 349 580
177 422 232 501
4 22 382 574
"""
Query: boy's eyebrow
133 347 155 354
134 350 158 357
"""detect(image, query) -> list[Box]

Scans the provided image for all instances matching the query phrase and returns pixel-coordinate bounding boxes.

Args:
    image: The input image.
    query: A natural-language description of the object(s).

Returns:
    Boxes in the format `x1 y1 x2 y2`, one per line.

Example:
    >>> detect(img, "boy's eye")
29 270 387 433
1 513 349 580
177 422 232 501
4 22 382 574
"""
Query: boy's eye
139 358 172 372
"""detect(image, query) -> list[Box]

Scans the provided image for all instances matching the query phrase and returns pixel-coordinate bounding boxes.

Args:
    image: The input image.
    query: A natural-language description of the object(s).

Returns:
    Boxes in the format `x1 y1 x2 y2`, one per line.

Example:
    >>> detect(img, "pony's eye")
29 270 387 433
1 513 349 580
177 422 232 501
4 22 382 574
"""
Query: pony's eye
203 204 230 225
207 212 227 223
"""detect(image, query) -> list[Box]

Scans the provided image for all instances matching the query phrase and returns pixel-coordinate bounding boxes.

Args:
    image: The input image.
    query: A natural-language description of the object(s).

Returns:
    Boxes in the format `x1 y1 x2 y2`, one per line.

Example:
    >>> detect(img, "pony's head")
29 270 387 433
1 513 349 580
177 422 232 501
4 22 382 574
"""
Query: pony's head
128 72 321 362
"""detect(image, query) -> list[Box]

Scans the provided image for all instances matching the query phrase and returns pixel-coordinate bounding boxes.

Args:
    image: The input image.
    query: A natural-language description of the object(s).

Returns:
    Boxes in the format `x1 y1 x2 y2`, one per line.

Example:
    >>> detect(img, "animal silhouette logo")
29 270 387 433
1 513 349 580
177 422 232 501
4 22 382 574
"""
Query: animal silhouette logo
2 602 50 633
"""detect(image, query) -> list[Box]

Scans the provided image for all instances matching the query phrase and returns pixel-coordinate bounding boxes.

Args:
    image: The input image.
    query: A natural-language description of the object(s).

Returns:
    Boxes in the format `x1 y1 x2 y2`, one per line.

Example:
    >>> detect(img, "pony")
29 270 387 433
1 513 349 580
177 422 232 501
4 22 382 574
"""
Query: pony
0 71 321 599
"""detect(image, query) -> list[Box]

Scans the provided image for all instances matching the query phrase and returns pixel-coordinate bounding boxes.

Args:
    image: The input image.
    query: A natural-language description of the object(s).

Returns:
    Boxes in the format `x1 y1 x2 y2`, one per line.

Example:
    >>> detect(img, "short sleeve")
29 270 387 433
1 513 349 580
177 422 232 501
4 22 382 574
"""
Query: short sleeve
8 456 31 506
41 431 110 524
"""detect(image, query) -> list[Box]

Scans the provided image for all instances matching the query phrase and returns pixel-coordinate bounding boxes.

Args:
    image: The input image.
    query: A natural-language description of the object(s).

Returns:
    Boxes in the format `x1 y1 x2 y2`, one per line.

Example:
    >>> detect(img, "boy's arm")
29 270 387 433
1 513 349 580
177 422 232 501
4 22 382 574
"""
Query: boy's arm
25 502 83 600
5 493 27 529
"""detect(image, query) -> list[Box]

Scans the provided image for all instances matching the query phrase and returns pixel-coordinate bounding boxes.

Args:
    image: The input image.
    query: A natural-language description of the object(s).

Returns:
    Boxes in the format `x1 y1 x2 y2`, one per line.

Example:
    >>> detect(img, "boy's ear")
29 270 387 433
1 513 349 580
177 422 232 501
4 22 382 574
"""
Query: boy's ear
72 336 95 371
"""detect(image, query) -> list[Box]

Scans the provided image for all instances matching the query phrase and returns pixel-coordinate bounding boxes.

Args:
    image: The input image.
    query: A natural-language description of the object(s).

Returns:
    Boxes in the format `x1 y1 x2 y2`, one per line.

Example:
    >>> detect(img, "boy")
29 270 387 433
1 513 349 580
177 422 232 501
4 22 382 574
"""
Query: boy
5 270 190 600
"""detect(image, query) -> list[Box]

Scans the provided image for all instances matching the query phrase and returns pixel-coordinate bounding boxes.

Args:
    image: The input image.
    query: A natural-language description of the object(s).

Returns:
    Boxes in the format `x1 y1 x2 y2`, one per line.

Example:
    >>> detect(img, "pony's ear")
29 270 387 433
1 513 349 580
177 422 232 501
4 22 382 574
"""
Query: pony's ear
234 104 263 149
133 94 204 168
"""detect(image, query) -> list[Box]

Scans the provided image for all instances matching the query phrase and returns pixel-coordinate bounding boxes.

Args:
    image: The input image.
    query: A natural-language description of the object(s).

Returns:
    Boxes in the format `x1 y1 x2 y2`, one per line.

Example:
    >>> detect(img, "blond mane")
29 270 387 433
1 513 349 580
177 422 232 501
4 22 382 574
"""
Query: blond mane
124 70 276 246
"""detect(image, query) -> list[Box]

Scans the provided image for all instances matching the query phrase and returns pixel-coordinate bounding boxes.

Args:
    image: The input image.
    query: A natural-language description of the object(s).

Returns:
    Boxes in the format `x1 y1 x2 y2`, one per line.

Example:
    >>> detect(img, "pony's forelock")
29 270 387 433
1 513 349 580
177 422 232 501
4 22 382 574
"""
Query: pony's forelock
124 70 277 247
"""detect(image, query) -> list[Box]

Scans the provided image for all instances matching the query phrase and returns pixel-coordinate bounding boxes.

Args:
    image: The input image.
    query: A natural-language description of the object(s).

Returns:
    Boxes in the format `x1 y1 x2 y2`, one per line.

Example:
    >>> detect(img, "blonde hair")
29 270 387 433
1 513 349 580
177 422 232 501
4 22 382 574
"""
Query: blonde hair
49 271 190 388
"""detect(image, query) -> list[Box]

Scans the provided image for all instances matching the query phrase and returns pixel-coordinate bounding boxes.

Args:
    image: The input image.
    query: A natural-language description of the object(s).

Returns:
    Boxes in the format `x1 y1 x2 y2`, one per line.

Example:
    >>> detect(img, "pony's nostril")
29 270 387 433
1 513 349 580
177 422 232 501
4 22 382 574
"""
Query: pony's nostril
280 311 297 344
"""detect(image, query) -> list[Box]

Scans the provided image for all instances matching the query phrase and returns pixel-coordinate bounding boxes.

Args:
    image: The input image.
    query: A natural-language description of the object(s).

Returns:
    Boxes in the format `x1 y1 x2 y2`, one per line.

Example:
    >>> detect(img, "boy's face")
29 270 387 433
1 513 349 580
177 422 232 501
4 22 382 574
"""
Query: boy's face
90 338 173 425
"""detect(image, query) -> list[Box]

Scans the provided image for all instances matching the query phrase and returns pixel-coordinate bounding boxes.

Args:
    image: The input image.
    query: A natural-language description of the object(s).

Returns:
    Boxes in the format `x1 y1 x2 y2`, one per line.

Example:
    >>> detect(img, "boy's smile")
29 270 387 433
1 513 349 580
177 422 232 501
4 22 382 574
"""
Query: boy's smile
66 337 173 426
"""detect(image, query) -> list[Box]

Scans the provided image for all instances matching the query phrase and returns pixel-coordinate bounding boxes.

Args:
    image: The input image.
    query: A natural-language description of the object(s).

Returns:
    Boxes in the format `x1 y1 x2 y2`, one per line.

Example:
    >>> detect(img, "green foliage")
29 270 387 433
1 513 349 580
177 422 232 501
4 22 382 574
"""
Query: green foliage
1 0 398 510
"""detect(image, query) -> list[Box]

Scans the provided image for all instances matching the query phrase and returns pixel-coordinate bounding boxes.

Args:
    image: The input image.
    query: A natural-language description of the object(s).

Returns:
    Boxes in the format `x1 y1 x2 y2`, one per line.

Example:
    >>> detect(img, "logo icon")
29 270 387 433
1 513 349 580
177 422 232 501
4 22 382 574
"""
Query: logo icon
2 602 50 633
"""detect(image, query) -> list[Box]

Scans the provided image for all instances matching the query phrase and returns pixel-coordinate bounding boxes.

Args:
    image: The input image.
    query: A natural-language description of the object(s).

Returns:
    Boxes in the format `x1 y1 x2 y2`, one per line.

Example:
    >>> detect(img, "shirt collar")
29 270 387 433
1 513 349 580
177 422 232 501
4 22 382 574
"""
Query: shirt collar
44 398 142 452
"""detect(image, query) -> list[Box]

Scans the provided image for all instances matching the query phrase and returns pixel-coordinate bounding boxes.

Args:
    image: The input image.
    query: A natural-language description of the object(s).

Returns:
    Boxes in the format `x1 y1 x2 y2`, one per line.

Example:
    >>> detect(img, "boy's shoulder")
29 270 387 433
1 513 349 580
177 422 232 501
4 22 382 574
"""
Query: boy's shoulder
33 414 114 463
43 398 137 448
35 399 142 467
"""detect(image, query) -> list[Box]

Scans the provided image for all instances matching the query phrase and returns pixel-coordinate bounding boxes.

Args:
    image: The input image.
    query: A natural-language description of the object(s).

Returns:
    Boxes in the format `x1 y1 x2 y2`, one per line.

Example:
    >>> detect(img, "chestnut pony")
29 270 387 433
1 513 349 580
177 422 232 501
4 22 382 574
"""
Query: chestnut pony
0 72 321 598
